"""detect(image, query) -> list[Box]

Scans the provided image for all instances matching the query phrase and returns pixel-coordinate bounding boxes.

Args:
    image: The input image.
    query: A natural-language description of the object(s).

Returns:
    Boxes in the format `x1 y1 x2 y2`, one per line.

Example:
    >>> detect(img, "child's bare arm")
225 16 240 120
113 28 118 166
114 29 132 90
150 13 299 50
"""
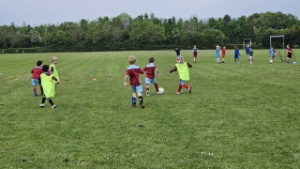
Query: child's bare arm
124 75 129 86
169 67 177 73
52 76 60 84
187 63 192 68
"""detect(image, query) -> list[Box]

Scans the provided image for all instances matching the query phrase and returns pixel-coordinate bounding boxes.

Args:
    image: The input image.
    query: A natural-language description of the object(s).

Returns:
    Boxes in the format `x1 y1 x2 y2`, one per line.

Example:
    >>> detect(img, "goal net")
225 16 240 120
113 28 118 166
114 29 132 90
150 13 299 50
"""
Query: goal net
243 38 252 50
270 35 284 62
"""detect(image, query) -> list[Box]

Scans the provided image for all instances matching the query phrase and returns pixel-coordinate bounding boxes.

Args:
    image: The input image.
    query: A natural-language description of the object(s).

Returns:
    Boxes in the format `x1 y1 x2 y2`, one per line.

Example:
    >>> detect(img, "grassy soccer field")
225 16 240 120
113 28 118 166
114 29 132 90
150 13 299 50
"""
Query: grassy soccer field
0 50 300 169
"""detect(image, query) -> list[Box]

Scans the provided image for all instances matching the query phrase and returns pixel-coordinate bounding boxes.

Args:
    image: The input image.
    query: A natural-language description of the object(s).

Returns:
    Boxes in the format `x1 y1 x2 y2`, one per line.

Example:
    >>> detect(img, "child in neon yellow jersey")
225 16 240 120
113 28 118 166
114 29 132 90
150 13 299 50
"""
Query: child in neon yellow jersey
170 56 192 95
49 56 59 82
39 65 60 108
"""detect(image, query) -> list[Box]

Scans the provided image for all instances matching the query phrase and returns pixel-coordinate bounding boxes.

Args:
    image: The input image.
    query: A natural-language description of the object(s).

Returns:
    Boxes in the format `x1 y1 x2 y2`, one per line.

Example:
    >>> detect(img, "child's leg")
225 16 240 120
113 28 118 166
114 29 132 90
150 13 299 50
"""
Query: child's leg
39 95 46 107
182 83 192 93
136 85 144 108
154 83 159 93
132 92 137 107
177 83 182 93
145 84 150 96
48 98 56 108
33 85 37 95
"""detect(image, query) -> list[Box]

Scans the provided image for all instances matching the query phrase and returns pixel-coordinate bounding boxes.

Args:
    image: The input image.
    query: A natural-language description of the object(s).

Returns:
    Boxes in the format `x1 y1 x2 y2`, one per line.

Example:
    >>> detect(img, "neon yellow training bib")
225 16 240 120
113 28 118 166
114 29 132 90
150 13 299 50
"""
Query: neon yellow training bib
175 62 190 81
41 73 56 98
50 64 59 81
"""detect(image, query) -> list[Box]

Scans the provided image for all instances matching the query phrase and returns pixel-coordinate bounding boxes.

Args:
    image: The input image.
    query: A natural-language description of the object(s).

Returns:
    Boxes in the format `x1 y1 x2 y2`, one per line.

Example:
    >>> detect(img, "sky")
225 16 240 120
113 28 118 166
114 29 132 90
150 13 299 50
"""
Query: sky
1 0 300 26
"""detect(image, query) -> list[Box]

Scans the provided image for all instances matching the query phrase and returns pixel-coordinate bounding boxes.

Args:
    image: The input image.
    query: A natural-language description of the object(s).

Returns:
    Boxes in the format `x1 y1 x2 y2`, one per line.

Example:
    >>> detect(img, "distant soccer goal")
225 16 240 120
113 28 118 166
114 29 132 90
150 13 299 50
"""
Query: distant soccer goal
243 38 252 50
270 35 285 62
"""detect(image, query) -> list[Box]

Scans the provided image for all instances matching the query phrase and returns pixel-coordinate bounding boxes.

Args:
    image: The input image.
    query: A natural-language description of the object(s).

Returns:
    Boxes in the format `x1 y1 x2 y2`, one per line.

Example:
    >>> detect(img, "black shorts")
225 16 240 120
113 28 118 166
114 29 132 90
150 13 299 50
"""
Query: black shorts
287 53 292 58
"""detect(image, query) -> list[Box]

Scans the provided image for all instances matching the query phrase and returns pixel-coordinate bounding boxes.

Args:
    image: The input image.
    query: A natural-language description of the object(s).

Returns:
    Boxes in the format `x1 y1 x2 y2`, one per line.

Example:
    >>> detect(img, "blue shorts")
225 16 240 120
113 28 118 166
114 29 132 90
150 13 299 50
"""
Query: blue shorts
32 79 40 86
131 85 143 93
145 78 157 85
234 55 239 59
179 79 186 85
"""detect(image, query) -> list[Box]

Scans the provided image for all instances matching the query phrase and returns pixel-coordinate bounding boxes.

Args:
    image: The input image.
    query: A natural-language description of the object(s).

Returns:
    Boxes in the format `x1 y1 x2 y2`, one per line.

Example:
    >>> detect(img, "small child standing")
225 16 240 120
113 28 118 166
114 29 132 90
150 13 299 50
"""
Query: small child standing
221 46 226 63
192 45 198 63
215 45 221 63
175 48 181 57
31 60 44 96
144 57 160 96
234 46 241 64
49 56 60 82
39 65 60 108
170 56 192 95
249 47 254 64
124 55 145 108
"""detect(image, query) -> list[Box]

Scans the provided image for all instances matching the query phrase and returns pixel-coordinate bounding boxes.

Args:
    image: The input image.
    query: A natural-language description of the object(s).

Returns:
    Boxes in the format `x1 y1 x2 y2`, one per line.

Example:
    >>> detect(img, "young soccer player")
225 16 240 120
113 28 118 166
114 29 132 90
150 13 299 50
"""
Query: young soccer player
39 65 60 108
144 57 160 96
249 47 254 64
221 46 226 63
234 46 241 64
215 45 220 63
170 56 192 95
175 48 181 57
192 45 198 63
49 56 60 82
124 55 145 108
269 47 276 63
31 60 43 96
245 45 250 61
286 44 293 63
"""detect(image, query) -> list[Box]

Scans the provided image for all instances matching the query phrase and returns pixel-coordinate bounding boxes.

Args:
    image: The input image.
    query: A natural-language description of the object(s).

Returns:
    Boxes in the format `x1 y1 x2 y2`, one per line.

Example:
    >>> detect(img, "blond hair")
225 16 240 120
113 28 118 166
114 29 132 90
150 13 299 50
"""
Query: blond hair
128 55 136 64
50 56 58 62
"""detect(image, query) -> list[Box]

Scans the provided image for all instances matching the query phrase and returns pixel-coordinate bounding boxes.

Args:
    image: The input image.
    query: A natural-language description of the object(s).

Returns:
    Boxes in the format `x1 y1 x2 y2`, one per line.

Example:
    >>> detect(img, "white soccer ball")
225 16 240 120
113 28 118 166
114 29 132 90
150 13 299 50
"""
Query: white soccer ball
269 60 273 63
158 87 164 94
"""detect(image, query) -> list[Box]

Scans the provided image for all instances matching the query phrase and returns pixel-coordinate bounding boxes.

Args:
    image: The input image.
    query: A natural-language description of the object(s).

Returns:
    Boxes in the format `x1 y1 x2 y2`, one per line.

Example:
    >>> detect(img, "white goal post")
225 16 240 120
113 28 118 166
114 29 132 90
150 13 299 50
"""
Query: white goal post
243 38 252 50
270 35 285 62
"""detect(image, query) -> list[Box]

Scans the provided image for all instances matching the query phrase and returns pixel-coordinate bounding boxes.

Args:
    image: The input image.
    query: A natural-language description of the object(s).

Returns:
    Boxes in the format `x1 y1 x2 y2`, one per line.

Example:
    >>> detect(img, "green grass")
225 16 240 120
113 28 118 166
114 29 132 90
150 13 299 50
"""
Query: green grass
0 50 300 169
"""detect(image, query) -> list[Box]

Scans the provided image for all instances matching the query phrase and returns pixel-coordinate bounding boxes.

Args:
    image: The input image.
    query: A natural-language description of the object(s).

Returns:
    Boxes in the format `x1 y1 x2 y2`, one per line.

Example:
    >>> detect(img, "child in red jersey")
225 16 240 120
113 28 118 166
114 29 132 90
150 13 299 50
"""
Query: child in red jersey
124 55 145 108
221 46 226 63
31 60 43 96
144 57 160 96
192 45 198 63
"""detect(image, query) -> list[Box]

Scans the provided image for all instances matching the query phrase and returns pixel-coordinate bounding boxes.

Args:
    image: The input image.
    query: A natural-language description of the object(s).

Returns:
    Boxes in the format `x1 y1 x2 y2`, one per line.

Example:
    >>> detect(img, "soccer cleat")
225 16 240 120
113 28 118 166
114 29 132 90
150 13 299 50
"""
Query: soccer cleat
146 91 150 96
140 104 145 109
176 92 181 95
39 104 44 107
188 86 192 93
51 104 56 108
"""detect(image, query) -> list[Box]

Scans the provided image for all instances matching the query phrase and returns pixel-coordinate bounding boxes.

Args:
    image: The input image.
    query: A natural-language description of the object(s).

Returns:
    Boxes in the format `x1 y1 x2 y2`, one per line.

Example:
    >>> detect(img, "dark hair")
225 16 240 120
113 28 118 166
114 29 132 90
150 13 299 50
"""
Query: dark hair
42 65 49 72
36 60 43 66
149 57 155 63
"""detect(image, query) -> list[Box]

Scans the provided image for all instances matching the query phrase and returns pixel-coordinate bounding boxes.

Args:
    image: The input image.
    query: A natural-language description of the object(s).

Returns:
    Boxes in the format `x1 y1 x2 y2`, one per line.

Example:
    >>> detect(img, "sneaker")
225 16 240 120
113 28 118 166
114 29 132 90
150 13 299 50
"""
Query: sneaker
39 104 44 107
34 94 38 97
176 92 181 95
188 86 192 93
146 91 149 96
51 104 56 108
140 104 145 109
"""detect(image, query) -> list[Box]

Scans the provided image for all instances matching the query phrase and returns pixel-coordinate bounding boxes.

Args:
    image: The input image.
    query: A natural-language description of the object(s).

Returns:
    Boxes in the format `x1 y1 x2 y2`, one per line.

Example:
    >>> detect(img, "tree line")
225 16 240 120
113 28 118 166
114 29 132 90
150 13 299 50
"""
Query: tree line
1 11 300 53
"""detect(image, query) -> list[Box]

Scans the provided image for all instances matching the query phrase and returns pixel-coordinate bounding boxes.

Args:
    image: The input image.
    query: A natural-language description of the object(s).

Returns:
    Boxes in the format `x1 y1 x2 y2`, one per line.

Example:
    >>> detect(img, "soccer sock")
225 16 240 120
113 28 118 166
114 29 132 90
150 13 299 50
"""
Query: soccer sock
177 84 182 92
154 83 159 92
182 84 189 89
33 87 37 94
132 97 136 106
48 99 54 106
139 96 143 105
146 86 150 92
41 96 46 104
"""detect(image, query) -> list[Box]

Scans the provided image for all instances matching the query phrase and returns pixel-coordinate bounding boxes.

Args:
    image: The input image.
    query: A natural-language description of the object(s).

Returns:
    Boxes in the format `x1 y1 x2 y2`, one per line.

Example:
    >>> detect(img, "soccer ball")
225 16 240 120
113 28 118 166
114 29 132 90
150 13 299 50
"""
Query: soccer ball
269 60 273 63
158 87 164 94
